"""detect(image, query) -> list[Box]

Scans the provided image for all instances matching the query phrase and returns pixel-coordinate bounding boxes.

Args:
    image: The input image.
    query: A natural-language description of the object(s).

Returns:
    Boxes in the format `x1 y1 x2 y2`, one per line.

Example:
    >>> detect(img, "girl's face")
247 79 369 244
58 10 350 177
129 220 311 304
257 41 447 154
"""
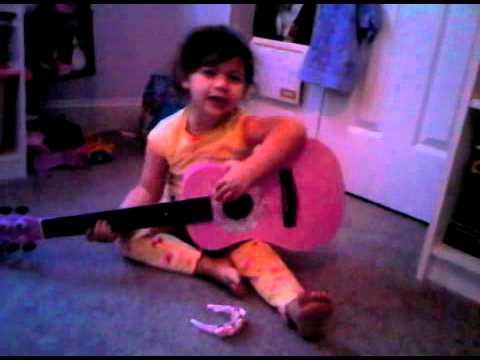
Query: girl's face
182 57 249 125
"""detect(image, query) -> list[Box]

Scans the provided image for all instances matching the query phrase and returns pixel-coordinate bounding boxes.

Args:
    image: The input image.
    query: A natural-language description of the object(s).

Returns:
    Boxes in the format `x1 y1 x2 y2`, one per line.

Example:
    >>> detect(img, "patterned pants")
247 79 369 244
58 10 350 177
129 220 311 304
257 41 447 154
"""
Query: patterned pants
118 228 304 311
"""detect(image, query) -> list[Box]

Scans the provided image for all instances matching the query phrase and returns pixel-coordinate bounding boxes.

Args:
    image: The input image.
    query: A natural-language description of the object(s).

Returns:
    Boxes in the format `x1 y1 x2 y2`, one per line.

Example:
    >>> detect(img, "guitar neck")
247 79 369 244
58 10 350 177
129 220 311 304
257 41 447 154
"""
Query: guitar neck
40 197 213 239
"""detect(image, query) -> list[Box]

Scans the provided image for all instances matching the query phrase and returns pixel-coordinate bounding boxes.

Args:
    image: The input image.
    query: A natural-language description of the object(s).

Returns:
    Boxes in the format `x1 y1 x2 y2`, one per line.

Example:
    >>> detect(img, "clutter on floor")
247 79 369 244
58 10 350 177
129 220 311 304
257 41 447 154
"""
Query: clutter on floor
26 113 118 175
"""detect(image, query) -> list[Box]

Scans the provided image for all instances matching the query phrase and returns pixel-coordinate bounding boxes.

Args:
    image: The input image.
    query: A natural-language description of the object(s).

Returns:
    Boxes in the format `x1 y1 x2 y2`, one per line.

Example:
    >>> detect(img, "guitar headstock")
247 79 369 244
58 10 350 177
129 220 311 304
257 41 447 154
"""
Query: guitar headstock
0 206 43 256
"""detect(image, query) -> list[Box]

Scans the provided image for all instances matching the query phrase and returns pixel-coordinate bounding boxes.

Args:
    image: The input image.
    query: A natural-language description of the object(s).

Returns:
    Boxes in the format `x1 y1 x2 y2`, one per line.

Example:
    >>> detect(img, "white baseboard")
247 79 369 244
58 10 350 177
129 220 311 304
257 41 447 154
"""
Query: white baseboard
44 97 143 134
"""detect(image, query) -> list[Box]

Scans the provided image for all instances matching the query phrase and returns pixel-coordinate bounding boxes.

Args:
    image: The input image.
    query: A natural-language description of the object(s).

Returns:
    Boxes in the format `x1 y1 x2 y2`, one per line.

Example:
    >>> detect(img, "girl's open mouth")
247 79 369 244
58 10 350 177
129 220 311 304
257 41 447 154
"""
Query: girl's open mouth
207 96 229 106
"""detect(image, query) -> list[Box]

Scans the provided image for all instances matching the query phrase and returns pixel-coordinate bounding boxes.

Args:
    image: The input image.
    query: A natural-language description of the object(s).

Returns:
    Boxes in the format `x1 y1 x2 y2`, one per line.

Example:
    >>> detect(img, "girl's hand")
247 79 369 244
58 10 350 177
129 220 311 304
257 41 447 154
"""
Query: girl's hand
86 220 119 243
214 160 254 203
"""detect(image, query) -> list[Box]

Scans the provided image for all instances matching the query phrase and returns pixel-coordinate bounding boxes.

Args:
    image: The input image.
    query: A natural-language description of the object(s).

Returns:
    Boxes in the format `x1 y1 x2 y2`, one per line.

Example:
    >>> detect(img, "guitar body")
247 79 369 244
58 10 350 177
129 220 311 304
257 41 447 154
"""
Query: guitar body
181 139 345 251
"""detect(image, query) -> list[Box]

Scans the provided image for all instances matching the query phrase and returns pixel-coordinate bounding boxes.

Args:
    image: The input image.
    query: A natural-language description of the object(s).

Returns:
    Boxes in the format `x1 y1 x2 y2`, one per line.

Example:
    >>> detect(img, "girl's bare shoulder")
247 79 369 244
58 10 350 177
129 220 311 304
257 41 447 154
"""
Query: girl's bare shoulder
147 108 187 156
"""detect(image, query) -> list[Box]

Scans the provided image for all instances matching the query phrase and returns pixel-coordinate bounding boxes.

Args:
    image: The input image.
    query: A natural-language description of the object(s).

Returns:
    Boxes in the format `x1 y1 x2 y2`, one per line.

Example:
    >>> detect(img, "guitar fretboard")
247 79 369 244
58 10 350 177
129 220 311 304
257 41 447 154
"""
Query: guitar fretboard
41 197 213 238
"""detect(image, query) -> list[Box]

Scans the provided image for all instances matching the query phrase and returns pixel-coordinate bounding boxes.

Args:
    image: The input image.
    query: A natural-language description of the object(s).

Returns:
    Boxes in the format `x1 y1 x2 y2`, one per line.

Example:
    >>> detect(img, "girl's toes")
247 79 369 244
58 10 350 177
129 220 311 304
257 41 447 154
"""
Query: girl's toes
285 291 334 341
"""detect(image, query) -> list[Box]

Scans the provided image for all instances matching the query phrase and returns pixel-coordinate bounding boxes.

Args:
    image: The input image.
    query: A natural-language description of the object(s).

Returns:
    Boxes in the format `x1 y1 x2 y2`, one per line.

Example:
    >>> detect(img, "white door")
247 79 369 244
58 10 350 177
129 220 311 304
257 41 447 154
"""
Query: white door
316 4 480 222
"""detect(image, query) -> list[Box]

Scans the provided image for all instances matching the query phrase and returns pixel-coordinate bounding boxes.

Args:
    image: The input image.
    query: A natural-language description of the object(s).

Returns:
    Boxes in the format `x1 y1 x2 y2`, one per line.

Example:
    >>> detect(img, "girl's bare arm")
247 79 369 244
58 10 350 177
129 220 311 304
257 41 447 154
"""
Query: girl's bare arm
214 116 306 202
242 115 306 182
120 142 169 208
86 142 169 242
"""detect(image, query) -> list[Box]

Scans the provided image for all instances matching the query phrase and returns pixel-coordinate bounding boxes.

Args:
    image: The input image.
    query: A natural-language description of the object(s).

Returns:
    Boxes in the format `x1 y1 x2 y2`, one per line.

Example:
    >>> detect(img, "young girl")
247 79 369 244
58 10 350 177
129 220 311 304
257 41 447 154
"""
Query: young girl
87 25 333 340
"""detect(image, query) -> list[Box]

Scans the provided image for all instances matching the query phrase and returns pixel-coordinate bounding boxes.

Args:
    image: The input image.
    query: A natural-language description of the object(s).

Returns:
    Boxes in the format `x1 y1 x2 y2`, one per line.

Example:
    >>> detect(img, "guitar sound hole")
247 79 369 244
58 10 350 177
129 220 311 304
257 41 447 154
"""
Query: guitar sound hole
222 194 254 220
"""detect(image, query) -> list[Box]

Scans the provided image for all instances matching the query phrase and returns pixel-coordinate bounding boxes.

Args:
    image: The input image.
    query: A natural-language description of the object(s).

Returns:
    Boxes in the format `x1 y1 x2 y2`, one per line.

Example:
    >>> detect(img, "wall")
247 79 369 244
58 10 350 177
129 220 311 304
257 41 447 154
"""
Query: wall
44 4 232 133
44 4 322 138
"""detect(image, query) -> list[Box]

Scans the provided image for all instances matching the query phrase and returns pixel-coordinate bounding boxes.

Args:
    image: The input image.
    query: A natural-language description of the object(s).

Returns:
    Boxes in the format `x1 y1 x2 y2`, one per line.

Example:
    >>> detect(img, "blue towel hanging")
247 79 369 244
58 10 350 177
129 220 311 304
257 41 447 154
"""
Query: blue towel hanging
299 4 382 94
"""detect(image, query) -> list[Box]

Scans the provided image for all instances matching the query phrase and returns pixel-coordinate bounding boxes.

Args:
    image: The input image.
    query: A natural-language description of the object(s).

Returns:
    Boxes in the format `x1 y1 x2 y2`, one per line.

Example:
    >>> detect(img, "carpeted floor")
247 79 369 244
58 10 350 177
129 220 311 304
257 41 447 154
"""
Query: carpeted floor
0 135 479 356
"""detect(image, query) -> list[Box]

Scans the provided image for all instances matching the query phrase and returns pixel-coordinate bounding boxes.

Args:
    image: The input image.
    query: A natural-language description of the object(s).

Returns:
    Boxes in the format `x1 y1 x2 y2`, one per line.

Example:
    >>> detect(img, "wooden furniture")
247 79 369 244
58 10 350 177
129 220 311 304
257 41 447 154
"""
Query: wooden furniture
0 4 26 181
416 20 480 303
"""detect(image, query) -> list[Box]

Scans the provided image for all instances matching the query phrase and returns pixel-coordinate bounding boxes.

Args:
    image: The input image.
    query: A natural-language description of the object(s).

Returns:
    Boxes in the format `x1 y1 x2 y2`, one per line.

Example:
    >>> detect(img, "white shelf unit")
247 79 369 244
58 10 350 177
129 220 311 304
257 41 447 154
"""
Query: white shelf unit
0 4 27 181
416 19 480 303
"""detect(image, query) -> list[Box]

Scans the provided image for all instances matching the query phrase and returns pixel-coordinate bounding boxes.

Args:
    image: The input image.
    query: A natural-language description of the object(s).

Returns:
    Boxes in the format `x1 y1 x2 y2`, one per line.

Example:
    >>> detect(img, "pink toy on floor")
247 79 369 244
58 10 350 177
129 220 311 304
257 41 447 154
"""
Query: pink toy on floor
27 131 89 174
190 304 247 337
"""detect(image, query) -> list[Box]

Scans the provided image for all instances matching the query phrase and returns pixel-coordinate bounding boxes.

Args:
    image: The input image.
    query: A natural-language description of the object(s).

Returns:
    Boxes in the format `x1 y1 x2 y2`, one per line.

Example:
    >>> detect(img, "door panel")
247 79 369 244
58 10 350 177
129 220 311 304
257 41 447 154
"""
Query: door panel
317 4 480 222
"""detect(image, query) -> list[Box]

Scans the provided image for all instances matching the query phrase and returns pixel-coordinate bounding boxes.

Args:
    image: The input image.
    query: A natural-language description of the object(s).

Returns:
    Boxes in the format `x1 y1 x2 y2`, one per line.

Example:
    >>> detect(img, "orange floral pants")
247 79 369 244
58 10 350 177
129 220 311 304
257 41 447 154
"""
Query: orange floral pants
118 228 304 311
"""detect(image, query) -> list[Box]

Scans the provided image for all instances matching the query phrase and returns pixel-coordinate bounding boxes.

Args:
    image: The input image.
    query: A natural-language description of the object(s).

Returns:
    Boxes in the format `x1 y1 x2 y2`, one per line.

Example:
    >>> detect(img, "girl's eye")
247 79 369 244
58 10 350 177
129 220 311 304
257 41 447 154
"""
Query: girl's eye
201 68 216 77
228 74 244 83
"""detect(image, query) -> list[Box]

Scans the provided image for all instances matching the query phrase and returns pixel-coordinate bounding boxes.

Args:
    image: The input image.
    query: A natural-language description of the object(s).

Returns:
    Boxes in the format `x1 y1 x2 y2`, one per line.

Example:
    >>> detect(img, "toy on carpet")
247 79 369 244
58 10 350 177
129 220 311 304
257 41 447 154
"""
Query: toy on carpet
190 304 247 337
81 133 115 165
27 130 115 174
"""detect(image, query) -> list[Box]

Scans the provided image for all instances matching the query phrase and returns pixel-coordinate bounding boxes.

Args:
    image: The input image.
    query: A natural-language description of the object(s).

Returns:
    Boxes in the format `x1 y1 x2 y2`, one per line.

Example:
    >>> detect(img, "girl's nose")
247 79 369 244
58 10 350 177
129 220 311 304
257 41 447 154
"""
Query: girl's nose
213 75 228 89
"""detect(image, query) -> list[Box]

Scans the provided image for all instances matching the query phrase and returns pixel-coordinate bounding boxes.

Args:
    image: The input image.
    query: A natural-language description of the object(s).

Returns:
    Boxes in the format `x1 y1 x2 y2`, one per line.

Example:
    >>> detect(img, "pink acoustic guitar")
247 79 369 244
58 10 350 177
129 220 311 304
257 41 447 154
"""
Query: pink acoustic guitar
181 139 345 250
0 139 344 255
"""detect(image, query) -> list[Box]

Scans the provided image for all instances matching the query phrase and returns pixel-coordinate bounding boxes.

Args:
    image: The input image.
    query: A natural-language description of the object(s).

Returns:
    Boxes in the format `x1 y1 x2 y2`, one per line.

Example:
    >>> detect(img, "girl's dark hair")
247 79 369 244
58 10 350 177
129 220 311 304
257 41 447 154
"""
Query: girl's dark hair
173 25 255 89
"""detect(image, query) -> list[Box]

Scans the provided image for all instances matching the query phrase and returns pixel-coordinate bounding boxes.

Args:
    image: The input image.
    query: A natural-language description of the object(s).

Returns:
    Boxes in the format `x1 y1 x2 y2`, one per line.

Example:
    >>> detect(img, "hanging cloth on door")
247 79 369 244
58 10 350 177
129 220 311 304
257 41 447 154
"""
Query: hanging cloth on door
299 4 382 94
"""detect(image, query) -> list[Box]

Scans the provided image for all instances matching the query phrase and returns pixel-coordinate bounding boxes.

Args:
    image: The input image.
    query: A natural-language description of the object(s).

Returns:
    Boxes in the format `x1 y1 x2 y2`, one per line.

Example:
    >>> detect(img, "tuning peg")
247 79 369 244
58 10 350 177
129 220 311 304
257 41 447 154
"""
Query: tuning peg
0 206 13 215
13 221 25 231
15 206 29 215
22 242 37 252
5 243 20 253
0 240 8 254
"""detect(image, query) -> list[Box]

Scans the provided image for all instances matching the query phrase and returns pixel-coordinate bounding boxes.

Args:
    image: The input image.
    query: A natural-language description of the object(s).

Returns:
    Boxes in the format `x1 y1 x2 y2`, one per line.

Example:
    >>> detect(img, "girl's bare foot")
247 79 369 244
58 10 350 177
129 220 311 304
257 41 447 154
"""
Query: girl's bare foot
285 291 333 341
195 256 246 297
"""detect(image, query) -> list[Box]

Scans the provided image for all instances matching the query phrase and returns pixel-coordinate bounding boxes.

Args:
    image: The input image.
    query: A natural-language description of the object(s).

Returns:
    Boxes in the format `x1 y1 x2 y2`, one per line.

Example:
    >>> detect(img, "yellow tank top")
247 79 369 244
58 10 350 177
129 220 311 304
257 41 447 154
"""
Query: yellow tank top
147 106 253 200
